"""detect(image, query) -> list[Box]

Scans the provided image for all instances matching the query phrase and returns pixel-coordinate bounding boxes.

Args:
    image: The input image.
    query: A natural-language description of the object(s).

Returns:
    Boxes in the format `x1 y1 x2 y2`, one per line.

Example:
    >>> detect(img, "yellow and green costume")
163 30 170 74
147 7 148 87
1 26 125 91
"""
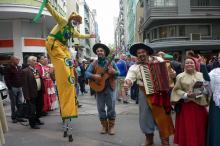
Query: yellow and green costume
45 2 92 119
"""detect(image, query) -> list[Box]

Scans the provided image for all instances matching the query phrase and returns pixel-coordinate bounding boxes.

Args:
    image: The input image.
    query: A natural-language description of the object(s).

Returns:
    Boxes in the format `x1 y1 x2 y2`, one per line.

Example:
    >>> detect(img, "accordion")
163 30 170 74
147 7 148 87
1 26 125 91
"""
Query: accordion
140 62 170 95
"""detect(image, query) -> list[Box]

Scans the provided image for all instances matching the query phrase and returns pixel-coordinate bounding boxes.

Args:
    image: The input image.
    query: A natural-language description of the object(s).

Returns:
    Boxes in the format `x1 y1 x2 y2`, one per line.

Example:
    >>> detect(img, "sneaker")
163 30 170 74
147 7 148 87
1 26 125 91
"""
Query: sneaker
123 101 129 104
117 98 122 102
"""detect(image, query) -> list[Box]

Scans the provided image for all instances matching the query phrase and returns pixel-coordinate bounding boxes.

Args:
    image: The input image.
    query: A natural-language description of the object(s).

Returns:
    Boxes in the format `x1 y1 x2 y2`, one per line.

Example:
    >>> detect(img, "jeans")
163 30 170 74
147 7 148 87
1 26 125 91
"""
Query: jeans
8 87 23 120
96 86 116 120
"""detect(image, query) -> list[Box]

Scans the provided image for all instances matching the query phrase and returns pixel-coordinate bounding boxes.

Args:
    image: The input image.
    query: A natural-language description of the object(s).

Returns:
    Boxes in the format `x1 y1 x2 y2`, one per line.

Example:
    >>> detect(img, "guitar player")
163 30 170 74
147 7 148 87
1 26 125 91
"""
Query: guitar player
85 43 120 135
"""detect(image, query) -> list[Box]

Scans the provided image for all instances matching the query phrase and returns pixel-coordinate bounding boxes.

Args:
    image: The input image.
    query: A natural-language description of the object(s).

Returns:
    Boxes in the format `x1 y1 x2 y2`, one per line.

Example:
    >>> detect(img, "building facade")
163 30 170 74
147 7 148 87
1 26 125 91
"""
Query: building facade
0 0 99 64
115 0 127 54
135 0 144 42
78 0 99 62
140 0 220 59
0 0 66 64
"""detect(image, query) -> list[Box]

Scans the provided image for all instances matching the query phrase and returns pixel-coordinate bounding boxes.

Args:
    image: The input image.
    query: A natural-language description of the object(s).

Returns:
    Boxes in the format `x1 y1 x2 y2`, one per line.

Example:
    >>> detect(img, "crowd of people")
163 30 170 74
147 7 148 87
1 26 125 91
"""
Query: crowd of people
0 55 58 129
85 42 220 146
0 41 220 146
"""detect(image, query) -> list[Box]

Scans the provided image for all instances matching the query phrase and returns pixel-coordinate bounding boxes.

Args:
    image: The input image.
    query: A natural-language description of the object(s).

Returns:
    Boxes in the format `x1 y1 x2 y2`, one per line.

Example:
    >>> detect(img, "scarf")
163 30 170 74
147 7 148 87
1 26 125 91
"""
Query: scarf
98 57 106 67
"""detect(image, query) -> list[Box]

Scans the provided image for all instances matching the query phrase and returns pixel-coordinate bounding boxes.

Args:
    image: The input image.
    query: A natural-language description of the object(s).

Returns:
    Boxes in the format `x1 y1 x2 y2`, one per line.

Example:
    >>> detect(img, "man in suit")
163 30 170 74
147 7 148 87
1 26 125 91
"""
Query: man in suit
22 56 44 129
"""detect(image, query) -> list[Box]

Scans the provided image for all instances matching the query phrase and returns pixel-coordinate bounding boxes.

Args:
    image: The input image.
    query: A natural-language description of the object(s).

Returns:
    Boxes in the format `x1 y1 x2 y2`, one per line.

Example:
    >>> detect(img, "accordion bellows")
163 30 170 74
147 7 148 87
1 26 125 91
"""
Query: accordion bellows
140 62 170 95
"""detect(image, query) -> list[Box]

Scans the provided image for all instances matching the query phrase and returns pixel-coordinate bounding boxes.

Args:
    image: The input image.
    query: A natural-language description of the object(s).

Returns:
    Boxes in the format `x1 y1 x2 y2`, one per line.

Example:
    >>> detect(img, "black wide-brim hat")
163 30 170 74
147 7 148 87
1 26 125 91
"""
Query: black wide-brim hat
129 43 154 56
92 43 110 57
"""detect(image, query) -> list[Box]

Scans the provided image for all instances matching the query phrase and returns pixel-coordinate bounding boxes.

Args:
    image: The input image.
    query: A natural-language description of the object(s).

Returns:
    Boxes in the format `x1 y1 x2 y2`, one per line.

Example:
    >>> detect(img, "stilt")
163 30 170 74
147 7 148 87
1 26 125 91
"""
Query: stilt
63 119 73 142
63 119 68 137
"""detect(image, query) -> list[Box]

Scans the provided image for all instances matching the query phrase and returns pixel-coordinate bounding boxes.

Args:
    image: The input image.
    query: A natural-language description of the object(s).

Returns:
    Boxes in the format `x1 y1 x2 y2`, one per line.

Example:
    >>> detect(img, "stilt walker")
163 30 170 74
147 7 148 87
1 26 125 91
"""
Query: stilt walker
33 0 95 142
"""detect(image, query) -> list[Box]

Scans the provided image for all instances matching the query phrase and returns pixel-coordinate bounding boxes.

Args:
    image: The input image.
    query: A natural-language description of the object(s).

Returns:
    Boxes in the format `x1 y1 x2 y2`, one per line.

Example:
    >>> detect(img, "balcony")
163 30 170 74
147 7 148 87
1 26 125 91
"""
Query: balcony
84 17 89 24
190 6 220 16
148 39 220 51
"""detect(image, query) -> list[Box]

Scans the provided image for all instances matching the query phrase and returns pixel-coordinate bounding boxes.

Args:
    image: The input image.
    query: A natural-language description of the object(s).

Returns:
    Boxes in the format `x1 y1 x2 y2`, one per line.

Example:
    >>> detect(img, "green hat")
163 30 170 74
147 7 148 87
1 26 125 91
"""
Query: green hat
164 54 173 60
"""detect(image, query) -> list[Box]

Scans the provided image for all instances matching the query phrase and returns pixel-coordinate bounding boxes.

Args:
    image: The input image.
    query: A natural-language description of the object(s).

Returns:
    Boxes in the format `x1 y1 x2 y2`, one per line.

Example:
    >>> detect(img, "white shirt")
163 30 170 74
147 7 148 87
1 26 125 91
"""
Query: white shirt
209 68 220 107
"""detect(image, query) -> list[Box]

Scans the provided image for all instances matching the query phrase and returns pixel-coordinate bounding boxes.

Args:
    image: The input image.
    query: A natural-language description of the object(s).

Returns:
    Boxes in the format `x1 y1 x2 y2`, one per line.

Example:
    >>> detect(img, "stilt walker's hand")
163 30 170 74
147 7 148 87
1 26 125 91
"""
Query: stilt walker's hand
90 34 96 38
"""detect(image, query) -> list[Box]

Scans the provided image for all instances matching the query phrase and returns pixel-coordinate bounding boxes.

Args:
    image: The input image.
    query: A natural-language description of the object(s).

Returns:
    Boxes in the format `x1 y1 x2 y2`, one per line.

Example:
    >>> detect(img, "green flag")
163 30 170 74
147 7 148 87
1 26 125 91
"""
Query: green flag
33 0 47 23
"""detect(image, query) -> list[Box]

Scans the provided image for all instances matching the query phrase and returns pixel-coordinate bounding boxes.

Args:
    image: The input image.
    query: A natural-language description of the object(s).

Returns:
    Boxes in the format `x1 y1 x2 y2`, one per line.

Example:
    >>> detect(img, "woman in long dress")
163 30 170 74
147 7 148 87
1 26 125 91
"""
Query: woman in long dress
171 58 210 146
43 58 58 111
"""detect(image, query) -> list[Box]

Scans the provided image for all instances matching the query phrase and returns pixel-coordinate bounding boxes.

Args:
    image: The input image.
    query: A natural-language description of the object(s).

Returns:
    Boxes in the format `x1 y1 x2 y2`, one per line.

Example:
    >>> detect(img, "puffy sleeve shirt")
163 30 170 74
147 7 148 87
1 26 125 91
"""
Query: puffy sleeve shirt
171 71 209 106
209 68 220 107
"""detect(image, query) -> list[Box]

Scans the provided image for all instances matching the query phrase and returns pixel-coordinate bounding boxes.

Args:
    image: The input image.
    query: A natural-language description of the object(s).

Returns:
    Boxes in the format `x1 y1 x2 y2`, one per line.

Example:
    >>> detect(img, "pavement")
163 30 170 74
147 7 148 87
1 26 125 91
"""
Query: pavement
3 90 177 146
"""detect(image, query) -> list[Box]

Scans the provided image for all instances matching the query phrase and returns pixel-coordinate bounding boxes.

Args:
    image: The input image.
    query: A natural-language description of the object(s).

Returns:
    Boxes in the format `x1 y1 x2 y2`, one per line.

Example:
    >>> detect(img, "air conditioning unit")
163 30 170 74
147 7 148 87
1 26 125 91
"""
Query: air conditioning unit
190 33 201 41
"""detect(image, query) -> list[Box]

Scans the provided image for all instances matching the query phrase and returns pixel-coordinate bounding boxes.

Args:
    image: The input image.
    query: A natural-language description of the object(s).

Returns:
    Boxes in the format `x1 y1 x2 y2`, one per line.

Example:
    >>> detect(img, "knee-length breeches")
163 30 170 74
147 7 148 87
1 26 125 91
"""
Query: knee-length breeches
139 89 174 137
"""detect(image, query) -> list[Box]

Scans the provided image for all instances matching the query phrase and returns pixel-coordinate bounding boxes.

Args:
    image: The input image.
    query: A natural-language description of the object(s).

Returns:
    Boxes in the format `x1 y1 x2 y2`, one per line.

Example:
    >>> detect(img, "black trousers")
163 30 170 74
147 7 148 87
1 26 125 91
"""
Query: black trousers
78 77 86 93
130 82 139 103
36 90 44 118
27 98 39 127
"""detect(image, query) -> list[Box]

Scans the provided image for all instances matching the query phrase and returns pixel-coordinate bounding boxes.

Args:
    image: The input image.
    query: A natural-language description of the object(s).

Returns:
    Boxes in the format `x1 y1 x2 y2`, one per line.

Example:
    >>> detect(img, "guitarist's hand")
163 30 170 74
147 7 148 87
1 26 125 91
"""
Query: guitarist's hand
92 74 102 81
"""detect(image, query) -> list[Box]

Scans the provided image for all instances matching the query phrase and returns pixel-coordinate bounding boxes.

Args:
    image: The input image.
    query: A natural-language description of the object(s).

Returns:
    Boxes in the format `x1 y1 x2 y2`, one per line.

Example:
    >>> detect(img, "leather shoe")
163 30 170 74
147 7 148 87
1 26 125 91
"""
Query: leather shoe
36 121 44 125
12 119 17 123
41 112 48 116
31 125 40 129
17 118 27 122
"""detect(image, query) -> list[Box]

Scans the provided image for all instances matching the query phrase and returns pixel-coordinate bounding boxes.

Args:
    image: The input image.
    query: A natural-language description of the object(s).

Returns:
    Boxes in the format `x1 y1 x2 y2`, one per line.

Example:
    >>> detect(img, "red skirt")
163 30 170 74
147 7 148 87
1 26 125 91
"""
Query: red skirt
174 101 208 146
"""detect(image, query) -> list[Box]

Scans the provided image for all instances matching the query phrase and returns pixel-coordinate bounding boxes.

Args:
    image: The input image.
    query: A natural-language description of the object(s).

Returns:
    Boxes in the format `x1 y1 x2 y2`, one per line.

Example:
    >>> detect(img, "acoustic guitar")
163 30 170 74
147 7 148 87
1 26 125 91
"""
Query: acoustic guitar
88 53 116 92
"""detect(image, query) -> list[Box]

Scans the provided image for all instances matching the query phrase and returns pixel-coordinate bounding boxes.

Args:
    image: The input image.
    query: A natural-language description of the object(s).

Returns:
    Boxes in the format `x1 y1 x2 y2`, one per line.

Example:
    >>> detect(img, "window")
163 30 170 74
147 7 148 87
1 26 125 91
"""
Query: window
187 25 211 36
198 25 211 36
146 0 150 6
179 25 185 37
159 26 168 38
153 29 158 39
154 0 176 7
147 33 150 39
154 0 164 7
168 26 177 37
191 0 209 6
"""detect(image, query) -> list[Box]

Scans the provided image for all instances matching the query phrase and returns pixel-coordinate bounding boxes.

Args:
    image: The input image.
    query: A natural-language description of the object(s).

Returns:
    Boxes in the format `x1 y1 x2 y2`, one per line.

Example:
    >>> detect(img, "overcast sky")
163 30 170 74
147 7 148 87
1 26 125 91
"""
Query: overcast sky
85 0 119 45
